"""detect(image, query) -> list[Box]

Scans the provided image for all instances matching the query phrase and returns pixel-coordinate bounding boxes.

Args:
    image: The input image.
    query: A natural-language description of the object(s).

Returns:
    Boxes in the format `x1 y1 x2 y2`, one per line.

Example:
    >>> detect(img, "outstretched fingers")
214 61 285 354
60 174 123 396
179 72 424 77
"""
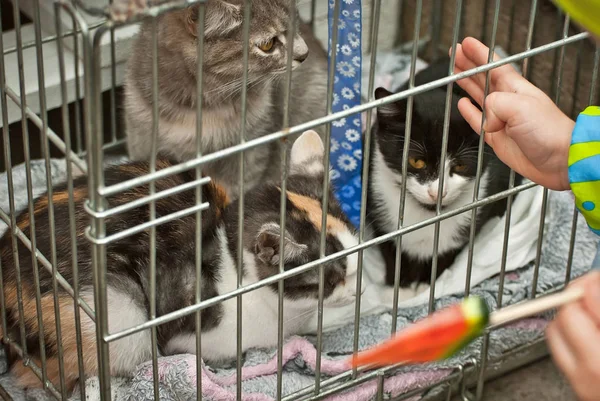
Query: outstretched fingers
457 96 522 168
451 43 487 96
453 66 485 106
457 95 507 134
457 97 484 134
459 38 510 76
451 37 542 99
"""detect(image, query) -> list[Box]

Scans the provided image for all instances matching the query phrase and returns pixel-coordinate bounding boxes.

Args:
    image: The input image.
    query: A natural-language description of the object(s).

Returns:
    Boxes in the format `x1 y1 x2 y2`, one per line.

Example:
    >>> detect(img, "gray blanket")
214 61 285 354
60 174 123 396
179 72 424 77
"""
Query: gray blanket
0 151 597 401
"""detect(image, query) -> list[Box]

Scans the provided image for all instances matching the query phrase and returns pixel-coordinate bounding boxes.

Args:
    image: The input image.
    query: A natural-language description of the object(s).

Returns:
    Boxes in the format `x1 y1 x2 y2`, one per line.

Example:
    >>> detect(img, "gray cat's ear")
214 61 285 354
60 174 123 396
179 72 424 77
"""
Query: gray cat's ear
290 130 325 176
187 1 242 38
255 223 308 265
375 87 406 120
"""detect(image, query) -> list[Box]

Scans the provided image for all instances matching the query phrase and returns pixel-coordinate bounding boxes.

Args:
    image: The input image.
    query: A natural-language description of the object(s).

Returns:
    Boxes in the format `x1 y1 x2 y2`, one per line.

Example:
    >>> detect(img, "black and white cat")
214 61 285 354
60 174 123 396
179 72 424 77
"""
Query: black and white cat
368 60 520 287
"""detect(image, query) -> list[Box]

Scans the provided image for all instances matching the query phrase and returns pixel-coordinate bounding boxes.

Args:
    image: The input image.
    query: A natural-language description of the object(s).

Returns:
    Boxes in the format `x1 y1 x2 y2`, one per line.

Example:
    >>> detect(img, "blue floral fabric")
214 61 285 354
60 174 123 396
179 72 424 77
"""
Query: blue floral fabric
328 0 362 228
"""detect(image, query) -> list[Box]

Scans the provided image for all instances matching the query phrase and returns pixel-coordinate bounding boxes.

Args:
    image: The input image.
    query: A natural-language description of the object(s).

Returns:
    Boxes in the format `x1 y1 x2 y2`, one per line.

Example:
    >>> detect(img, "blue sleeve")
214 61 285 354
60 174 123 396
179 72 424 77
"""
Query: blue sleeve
568 106 600 236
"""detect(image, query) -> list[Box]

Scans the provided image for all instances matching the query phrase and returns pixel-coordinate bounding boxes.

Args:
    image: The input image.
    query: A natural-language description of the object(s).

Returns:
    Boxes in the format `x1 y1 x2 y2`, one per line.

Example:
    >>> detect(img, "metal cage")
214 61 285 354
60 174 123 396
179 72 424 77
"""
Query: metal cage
0 0 598 400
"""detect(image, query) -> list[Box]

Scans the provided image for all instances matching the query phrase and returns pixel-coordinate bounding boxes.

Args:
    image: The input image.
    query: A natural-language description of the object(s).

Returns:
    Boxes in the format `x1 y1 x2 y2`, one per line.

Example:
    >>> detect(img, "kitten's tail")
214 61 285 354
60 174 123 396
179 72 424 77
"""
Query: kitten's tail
2 282 98 392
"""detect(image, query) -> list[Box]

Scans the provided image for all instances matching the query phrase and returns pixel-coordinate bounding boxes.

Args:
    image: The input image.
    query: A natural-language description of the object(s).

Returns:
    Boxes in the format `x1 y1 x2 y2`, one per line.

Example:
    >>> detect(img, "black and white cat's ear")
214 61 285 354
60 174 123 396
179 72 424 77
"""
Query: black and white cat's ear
255 223 308 266
374 87 393 101
186 0 242 38
374 87 407 120
290 130 325 176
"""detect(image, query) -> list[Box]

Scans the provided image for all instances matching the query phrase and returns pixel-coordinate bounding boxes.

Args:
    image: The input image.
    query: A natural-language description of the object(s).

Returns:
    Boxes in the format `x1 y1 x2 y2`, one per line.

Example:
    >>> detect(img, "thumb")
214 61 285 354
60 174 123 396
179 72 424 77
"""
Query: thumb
581 272 600 325
483 92 531 133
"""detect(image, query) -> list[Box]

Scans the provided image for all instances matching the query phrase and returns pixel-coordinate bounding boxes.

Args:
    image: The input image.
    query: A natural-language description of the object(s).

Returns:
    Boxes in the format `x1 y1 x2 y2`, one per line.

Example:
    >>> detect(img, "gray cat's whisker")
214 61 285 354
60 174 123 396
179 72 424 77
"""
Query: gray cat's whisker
214 73 277 102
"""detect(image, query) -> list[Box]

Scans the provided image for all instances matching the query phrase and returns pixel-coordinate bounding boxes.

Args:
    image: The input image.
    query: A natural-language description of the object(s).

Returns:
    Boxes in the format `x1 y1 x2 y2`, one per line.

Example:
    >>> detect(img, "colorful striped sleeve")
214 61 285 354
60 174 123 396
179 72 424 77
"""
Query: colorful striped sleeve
569 106 600 236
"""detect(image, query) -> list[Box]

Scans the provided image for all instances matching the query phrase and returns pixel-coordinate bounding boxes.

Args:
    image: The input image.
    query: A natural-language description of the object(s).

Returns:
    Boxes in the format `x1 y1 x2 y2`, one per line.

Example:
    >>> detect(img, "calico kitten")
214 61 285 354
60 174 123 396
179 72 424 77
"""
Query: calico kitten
0 131 359 390
124 0 328 198
368 59 520 287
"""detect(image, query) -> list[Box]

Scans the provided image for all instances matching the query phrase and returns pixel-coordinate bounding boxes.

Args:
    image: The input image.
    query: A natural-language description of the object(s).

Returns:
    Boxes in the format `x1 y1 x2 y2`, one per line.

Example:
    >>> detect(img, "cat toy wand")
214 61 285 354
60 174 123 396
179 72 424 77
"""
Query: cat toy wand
349 285 586 368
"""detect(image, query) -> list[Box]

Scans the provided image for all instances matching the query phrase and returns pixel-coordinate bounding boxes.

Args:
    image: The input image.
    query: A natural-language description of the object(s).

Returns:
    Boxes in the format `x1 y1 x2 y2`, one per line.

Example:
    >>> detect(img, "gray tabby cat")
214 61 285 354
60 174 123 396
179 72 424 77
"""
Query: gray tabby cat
124 0 328 198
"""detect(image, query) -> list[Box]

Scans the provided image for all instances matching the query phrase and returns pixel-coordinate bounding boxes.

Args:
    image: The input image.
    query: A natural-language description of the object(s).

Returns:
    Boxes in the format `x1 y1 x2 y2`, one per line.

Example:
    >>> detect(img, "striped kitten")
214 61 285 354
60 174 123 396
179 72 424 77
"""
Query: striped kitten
0 131 360 391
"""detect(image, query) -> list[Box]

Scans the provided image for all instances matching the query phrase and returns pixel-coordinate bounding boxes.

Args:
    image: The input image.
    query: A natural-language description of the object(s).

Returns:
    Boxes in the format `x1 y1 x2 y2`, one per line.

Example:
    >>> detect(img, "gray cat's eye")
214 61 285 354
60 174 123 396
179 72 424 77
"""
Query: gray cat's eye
258 38 276 52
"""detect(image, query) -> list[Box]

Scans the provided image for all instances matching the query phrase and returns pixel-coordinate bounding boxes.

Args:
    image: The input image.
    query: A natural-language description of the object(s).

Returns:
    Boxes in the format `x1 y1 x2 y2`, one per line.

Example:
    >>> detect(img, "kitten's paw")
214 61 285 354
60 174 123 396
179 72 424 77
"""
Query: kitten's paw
379 285 416 307
412 282 430 296
109 0 148 22
379 282 430 308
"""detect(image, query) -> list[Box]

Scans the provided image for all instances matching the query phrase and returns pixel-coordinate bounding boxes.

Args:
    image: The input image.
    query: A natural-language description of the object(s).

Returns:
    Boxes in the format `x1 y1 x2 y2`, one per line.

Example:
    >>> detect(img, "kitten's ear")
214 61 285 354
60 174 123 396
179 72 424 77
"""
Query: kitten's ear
255 223 308 266
290 130 325 175
375 87 406 121
186 1 242 38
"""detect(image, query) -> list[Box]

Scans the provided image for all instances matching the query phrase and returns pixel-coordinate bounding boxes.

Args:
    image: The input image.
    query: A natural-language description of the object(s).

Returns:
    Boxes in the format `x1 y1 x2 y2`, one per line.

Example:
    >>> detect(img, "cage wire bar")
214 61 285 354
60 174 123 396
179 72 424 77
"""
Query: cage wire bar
90 19 110 401
277 1 298 399
429 0 465 314
194 3 206 401
12 0 47 392
148 15 161 401
466 0 502 300
390 0 422 334
315 0 341 394
471 2 507 397
34 0 68 395
54 3 88 399
0 0 597 400
471 0 539 394
353 0 382 381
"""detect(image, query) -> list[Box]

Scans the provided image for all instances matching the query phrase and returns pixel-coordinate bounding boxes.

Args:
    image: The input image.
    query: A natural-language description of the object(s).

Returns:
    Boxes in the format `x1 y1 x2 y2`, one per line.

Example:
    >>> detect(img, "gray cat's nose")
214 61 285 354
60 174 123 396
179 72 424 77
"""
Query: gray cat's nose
294 52 308 63
293 35 309 63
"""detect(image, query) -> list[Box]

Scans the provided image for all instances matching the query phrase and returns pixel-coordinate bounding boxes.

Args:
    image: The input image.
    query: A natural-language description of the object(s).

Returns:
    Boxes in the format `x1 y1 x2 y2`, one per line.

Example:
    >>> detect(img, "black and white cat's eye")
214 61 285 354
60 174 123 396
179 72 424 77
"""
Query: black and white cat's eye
408 157 426 169
452 164 468 174
258 38 276 52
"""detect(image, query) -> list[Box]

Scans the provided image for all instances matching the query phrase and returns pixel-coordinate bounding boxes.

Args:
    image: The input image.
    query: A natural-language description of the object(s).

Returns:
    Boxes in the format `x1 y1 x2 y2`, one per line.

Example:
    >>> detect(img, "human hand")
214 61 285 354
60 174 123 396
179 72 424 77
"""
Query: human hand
451 37 575 191
546 271 600 401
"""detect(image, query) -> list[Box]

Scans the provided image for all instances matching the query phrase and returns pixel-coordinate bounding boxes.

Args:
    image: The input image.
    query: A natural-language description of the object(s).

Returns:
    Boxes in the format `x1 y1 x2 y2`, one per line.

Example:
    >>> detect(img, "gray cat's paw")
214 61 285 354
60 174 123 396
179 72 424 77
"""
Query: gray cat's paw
109 0 148 22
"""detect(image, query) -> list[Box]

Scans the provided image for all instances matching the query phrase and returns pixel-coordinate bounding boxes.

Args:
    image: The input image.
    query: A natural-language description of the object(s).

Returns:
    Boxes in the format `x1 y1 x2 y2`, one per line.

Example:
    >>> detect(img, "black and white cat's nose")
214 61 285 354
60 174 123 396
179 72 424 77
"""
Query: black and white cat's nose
427 187 448 202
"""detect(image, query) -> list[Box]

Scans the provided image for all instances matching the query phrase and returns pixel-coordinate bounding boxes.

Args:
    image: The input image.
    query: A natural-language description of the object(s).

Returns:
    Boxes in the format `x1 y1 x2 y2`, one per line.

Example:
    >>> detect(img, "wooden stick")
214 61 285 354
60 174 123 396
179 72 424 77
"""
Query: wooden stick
489 286 585 327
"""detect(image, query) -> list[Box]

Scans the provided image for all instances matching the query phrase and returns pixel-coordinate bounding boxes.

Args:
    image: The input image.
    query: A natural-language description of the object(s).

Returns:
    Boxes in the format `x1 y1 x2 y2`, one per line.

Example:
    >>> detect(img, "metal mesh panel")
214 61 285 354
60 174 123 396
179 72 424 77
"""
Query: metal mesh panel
0 0 598 400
